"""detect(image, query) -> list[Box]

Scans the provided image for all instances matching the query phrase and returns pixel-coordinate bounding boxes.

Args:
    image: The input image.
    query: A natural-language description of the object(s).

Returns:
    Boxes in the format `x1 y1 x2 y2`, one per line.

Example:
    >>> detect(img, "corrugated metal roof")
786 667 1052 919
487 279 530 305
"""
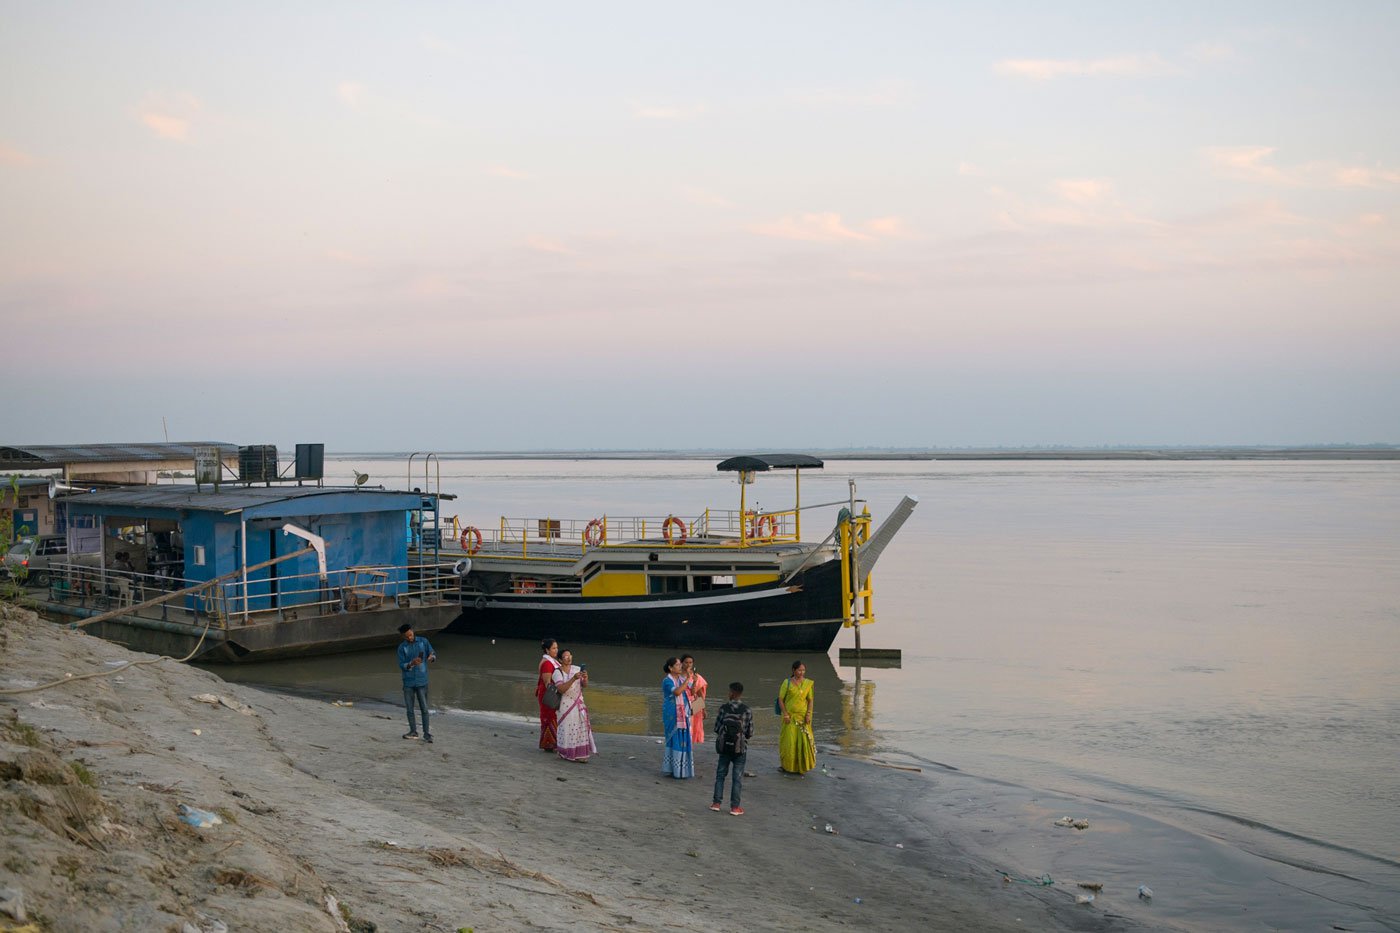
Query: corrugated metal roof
0 442 239 470
65 484 418 514
715 454 825 472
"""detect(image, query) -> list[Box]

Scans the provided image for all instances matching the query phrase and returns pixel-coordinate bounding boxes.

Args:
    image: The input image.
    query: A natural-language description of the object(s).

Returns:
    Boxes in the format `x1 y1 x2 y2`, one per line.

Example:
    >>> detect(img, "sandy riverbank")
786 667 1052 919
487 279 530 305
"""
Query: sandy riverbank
1 604 1130 932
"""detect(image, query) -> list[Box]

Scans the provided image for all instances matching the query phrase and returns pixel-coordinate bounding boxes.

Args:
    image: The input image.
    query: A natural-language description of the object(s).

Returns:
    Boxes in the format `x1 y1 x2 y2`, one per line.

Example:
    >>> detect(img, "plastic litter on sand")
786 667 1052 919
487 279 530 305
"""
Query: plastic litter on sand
1138 885 1153 900
1075 894 1095 905
177 804 223 829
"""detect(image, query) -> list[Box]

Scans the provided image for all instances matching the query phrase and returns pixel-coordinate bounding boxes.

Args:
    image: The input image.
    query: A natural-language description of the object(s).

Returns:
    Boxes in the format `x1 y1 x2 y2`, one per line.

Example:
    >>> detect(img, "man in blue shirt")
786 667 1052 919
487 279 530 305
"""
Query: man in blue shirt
397 624 437 743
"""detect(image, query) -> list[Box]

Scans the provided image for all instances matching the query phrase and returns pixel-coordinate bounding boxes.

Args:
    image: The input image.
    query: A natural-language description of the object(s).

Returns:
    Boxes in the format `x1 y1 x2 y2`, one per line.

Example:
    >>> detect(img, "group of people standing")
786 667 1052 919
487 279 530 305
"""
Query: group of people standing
402 630 816 799
534 638 598 762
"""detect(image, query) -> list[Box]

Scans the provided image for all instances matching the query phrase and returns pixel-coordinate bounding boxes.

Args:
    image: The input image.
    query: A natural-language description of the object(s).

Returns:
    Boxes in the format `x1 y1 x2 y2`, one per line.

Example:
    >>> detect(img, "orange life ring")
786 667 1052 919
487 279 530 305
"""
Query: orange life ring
459 526 482 554
518 578 537 594
662 515 688 546
584 518 605 548
755 514 777 538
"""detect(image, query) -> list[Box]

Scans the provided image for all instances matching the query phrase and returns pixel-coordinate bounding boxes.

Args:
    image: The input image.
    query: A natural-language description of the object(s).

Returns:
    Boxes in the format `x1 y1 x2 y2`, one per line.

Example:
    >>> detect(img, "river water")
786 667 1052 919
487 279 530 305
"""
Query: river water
216 456 1400 924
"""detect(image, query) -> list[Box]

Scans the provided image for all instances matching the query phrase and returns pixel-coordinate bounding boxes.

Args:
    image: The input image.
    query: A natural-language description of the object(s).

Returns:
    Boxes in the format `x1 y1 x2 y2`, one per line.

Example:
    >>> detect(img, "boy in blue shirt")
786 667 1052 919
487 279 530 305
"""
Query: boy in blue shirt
396 624 437 743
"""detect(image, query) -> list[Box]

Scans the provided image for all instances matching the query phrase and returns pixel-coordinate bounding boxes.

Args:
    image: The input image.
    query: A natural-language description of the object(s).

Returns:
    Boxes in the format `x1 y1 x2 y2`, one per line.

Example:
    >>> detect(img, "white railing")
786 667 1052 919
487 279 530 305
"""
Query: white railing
47 560 460 627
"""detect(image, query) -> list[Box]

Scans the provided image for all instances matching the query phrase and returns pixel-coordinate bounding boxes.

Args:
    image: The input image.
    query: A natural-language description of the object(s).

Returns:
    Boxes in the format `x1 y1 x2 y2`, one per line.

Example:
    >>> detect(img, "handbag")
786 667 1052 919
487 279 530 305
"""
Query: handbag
774 678 788 715
543 681 562 710
692 695 705 715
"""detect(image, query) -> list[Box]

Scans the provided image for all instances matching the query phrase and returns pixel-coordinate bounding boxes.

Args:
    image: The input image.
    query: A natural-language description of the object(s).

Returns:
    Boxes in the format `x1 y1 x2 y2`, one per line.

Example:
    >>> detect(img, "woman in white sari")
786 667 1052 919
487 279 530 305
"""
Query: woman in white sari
551 649 596 762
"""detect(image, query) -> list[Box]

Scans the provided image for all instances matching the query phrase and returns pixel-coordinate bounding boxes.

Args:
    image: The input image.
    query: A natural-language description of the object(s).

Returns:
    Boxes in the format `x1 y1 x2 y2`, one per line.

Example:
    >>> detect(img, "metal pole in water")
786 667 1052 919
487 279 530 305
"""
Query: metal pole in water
848 478 860 666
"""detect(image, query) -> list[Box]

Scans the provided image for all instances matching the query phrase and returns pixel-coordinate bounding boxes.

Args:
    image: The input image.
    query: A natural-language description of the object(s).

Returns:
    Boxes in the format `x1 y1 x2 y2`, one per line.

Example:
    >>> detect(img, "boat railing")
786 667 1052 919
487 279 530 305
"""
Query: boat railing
447 508 801 557
46 560 460 628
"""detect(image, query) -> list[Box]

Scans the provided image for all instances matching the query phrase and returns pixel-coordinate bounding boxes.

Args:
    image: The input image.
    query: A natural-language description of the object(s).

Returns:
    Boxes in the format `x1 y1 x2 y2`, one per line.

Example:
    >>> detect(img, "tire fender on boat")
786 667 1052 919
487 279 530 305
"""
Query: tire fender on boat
662 515 688 546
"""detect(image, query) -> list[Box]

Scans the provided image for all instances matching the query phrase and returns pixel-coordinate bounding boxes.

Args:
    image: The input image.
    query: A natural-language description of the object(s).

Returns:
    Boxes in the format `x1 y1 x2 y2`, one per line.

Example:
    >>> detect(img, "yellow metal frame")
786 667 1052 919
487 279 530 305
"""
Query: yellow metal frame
839 505 874 627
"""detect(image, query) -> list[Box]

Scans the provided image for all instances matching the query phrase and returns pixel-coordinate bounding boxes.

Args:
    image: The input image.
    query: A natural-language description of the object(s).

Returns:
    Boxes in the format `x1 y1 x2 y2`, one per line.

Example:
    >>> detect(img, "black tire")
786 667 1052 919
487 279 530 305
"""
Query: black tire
30 570 51 587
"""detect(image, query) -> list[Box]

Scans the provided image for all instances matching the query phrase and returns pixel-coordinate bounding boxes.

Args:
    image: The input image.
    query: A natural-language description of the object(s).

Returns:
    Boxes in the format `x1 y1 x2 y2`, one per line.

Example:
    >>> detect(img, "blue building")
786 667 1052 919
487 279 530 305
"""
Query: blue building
65 485 426 615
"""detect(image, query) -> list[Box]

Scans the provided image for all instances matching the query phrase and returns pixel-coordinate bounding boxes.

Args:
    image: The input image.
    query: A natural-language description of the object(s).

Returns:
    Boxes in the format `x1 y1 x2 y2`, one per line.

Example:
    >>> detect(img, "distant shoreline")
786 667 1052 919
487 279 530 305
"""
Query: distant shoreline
331 447 1400 461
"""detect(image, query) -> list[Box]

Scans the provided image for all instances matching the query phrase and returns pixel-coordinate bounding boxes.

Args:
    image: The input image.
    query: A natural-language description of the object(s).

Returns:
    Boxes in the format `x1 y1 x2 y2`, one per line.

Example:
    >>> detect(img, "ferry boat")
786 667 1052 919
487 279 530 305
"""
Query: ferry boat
430 455 917 651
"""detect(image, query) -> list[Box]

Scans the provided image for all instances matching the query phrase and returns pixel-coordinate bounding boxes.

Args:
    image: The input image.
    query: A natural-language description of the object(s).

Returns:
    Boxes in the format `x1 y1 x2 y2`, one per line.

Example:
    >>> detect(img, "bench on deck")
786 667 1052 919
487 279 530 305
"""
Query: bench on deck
343 567 389 612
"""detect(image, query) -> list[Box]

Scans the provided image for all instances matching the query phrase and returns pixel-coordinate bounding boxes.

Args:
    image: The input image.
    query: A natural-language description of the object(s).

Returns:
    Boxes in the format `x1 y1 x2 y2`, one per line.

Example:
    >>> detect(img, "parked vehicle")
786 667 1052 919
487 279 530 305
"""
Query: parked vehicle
1 534 68 587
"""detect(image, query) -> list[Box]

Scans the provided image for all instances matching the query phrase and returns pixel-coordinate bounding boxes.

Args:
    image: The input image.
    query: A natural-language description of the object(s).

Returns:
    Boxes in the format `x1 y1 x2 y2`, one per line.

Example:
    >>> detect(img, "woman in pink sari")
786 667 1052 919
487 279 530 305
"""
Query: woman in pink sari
551 649 596 762
681 654 707 744
535 638 560 751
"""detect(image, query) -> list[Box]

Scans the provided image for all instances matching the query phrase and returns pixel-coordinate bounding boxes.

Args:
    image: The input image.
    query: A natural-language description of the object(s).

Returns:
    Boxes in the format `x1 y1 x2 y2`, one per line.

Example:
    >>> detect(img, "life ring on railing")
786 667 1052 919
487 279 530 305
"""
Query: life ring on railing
662 515 688 546
518 578 538 594
754 513 777 538
459 526 482 554
584 518 605 548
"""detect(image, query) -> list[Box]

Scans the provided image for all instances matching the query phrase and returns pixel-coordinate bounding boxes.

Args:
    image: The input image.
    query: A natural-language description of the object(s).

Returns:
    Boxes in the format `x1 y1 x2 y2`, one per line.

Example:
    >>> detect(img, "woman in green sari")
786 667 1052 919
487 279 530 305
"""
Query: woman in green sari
777 660 815 774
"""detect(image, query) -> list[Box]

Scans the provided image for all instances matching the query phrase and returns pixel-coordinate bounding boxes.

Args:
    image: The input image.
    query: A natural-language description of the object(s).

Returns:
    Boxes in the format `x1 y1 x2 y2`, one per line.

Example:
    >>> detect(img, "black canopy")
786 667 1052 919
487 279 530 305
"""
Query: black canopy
715 454 824 472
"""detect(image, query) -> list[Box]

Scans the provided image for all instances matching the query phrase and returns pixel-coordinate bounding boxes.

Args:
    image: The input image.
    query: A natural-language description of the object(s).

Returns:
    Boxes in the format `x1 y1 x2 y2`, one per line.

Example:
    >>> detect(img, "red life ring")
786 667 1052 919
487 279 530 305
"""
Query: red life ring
755 514 777 538
662 515 688 546
584 518 605 548
518 578 538 594
459 526 482 554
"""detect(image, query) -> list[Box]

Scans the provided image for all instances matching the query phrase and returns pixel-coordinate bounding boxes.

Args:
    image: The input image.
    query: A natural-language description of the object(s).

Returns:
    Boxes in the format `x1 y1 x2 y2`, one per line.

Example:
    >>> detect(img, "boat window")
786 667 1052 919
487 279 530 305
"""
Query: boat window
732 563 778 572
648 575 689 595
601 563 645 572
693 575 734 591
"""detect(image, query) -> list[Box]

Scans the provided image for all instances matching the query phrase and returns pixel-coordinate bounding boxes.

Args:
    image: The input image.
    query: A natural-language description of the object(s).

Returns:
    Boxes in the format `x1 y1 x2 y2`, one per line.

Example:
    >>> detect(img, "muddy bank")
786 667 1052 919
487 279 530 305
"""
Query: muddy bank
1 605 1125 931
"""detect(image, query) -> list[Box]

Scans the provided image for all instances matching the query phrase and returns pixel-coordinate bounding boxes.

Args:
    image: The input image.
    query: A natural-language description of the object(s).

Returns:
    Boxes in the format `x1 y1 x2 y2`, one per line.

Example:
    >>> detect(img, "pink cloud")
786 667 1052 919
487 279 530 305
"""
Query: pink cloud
0 142 37 167
996 53 1176 80
138 93 202 142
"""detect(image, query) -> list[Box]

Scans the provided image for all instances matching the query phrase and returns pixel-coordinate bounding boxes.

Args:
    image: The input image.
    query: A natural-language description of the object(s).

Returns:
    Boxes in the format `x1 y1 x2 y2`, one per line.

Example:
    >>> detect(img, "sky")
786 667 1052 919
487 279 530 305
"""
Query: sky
2 2 1398 451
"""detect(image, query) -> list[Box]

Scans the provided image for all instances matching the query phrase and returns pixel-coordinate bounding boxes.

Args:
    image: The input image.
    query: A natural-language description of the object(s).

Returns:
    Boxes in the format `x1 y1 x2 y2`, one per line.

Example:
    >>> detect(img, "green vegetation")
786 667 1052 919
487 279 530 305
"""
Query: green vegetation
69 761 97 787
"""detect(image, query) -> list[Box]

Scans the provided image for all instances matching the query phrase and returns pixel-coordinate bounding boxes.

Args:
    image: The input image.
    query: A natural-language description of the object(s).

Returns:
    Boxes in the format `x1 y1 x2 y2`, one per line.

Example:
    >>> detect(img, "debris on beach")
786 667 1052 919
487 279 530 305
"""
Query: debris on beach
1053 816 1090 830
191 729 202 736
331 699 354 707
824 823 838 834
0 886 27 923
177 804 223 828
1077 881 1103 891
190 694 255 715
1138 884 1153 900
1074 894 1095 906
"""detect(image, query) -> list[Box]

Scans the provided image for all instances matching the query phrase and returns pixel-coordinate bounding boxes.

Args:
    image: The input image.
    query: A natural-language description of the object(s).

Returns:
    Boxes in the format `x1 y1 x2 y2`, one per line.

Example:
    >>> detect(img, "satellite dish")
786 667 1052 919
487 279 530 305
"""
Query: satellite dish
48 477 59 500
352 470 370 488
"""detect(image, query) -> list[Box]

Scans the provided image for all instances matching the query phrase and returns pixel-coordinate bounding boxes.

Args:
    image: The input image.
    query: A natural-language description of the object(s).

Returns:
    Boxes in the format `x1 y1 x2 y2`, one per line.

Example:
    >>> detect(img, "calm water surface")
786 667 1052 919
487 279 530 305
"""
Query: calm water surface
217 457 1400 918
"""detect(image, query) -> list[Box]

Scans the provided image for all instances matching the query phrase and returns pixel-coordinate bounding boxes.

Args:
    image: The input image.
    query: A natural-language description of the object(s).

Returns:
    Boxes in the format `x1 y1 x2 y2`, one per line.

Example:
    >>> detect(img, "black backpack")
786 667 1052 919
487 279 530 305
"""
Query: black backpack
716 705 747 756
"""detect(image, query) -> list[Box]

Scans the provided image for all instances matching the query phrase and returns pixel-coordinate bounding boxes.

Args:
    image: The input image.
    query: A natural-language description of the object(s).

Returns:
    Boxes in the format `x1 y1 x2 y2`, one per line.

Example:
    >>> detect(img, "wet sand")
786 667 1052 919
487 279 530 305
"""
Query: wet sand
0 605 1137 932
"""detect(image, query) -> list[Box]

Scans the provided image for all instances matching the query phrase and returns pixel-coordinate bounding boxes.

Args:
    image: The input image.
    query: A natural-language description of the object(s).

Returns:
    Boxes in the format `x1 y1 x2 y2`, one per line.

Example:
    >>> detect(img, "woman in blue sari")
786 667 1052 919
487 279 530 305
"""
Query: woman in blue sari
661 657 694 778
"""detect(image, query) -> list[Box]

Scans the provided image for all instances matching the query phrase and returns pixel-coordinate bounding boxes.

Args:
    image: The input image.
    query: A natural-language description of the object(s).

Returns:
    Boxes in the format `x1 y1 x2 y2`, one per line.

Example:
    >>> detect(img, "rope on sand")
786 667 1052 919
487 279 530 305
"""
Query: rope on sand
0 616 215 696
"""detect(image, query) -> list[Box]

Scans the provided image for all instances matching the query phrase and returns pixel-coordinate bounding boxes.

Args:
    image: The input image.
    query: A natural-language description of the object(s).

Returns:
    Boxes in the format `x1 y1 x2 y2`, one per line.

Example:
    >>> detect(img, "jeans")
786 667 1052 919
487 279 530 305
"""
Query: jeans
404 685 430 735
713 751 746 806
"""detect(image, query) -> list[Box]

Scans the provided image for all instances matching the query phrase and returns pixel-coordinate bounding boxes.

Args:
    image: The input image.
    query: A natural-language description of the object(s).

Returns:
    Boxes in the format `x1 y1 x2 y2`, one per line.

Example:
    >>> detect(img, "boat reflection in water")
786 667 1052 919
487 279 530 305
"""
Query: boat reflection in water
212 635 877 747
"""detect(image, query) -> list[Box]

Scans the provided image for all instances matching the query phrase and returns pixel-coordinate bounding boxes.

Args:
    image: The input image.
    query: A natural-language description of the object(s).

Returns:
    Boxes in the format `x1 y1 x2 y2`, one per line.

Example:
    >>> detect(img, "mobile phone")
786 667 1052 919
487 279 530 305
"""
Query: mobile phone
580 664 587 671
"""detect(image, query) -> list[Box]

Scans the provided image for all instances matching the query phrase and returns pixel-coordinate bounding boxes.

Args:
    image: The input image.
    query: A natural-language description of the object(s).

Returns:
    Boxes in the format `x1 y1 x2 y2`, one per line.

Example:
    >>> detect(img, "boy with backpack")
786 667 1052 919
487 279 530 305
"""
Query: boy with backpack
710 682 754 815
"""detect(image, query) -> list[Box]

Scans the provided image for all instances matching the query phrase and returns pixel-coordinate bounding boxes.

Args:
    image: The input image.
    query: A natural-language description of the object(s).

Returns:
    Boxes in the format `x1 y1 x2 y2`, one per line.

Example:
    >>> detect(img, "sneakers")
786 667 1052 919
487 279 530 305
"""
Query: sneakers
423 734 434 744
709 802 723 812
403 732 419 740
729 806 745 816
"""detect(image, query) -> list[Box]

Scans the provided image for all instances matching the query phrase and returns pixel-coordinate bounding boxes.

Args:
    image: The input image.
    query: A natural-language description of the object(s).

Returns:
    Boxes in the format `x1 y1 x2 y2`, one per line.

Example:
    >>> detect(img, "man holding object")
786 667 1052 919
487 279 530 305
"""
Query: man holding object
397 624 437 743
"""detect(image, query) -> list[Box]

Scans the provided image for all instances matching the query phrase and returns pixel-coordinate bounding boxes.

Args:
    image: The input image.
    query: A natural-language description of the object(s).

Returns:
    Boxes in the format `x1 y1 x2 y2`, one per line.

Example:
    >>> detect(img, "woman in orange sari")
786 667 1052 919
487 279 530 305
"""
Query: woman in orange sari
535 638 561 751
681 654 708 744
